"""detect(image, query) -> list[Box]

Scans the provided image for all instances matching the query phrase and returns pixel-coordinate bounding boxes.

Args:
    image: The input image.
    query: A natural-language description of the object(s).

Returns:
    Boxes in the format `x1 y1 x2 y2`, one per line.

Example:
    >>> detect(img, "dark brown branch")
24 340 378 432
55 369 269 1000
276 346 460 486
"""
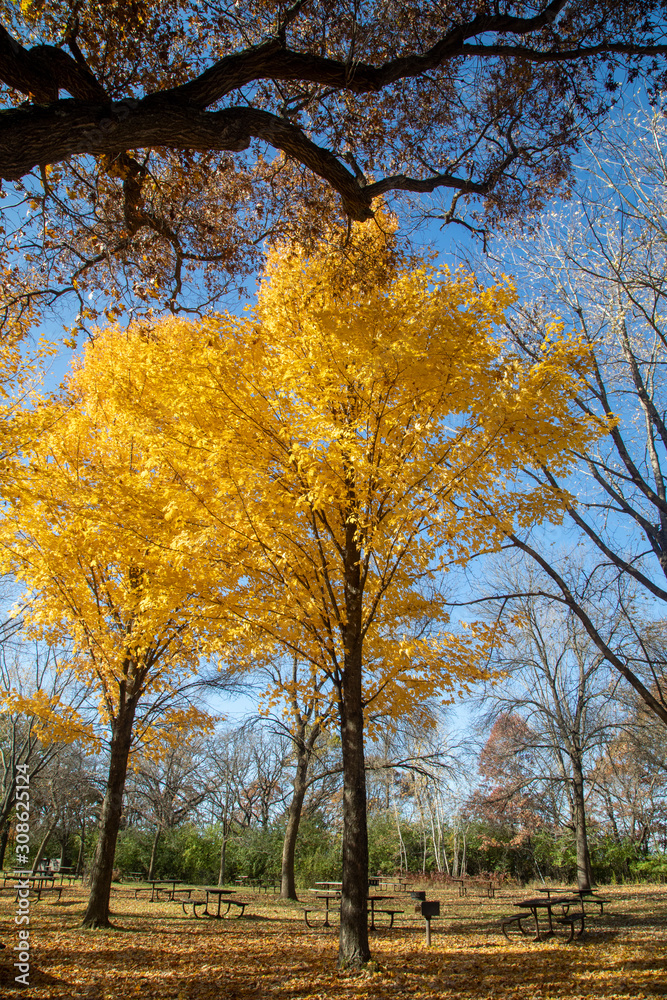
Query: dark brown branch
161 1 571 109
0 101 375 218
0 24 106 102
460 41 667 63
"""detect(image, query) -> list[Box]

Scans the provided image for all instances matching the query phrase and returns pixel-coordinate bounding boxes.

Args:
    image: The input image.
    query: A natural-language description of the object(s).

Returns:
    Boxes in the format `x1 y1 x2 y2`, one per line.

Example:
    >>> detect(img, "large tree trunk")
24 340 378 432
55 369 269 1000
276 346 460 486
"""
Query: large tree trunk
0 820 10 869
280 749 309 900
571 759 592 891
82 699 137 928
338 648 370 969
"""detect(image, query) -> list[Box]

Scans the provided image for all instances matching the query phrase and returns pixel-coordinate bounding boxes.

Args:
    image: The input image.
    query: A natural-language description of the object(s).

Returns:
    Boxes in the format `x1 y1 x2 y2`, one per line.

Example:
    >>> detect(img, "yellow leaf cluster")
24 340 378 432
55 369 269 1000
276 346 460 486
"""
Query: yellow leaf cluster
0 350 230 732
0 687 100 750
44 224 607 725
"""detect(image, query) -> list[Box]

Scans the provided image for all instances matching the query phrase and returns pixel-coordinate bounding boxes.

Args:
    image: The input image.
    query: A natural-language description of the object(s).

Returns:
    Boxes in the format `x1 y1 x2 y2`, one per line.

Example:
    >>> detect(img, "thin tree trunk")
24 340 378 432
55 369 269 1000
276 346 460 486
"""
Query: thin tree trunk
218 831 227 885
31 815 59 873
280 750 309 900
147 825 161 881
82 698 137 928
338 646 370 969
571 759 592 891
76 817 86 876
393 798 407 872
429 799 442 872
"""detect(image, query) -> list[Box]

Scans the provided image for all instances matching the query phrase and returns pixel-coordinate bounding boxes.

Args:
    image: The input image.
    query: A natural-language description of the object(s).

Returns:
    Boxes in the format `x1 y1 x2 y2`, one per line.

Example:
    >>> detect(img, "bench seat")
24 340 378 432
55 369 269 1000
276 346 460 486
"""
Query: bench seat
304 906 404 929
182 896 247 919
501 914 530 940
372 908 403 928
555 913 585 942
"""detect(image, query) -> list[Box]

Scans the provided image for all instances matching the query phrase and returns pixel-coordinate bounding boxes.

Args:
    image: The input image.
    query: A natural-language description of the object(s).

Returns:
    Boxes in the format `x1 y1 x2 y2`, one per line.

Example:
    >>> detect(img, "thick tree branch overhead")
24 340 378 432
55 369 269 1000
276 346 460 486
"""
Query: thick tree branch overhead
1 1 666 335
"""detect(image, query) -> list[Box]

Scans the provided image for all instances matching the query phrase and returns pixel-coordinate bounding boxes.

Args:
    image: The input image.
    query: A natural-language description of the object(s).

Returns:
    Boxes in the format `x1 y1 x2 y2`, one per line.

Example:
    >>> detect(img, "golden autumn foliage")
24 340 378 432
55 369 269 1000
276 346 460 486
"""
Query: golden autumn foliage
0 222 609 951
0 331 241 925
1 687 98 750
0 373 227 728
61 227 607 724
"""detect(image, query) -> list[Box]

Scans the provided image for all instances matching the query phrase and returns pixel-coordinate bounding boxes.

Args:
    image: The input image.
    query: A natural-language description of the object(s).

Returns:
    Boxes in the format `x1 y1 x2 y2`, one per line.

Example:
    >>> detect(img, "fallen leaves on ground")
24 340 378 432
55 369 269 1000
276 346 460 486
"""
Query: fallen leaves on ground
1 883 665 999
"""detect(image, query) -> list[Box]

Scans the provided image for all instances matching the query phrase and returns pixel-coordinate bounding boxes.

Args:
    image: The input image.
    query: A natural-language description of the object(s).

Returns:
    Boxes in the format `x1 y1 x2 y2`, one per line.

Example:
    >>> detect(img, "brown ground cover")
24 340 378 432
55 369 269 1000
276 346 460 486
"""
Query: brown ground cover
0 881 665 999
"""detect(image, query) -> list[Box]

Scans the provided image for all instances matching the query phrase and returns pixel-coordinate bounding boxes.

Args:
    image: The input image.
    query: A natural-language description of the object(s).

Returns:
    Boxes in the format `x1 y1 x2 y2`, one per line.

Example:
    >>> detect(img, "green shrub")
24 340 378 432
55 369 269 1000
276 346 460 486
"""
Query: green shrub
632 853 667 883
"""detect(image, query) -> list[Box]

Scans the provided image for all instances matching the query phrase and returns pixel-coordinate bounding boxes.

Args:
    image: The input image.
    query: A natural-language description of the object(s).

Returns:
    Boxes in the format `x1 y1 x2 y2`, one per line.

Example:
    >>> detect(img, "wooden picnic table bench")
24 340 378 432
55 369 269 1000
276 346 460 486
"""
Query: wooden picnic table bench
303 892 405 931
370 877 409 892
133 879 185 901
502 895 585 943
536 887 610 913
234 875 278 892
450 877 467 896
182 888 247 919
303 905 404 929
12 882 64 903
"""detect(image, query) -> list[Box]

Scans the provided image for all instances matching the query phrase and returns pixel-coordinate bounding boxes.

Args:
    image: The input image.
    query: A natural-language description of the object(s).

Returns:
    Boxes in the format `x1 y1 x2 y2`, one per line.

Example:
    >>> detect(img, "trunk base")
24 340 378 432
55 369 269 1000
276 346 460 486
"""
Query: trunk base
337 954 375 971
81 913 111 929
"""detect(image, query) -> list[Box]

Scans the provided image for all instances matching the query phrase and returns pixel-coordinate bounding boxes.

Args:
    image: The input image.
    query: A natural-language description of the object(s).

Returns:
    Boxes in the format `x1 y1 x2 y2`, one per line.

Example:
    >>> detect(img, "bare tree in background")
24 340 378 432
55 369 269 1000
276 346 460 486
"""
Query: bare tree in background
0 636 92 866
471 99 667 730
474 572 621 889
127 737 210 880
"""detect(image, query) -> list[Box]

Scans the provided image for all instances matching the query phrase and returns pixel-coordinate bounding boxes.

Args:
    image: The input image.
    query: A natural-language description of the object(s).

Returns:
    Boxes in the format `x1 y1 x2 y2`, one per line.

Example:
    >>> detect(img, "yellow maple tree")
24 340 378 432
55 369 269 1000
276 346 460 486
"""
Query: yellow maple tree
0 363 228 929
64 223 607 964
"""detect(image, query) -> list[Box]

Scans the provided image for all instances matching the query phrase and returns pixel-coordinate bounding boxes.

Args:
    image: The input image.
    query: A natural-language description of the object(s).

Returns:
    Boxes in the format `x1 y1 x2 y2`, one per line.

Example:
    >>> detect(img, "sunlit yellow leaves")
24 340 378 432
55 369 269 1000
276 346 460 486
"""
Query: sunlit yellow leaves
37 222 607 733
0 220 610 752
0 347 233 740
133 704 218 763
0 687 100 750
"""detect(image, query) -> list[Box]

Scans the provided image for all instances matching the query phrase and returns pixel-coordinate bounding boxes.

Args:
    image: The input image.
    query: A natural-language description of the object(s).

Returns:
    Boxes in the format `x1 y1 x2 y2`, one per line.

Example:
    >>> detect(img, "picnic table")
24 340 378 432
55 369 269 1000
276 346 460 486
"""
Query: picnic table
182 887 247 919
304 891 340 927
303 890 403 930
536 886 609 913
369 876 408 892
7 874 63 902
234 875 279 892
55 868 80 885
502 895 584 942
135 878 184 902
367 894 403 931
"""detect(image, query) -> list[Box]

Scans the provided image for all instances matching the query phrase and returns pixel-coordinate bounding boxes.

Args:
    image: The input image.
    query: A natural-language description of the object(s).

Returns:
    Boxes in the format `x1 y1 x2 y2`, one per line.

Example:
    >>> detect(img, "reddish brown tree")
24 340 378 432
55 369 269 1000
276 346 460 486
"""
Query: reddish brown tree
2 2 667 338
